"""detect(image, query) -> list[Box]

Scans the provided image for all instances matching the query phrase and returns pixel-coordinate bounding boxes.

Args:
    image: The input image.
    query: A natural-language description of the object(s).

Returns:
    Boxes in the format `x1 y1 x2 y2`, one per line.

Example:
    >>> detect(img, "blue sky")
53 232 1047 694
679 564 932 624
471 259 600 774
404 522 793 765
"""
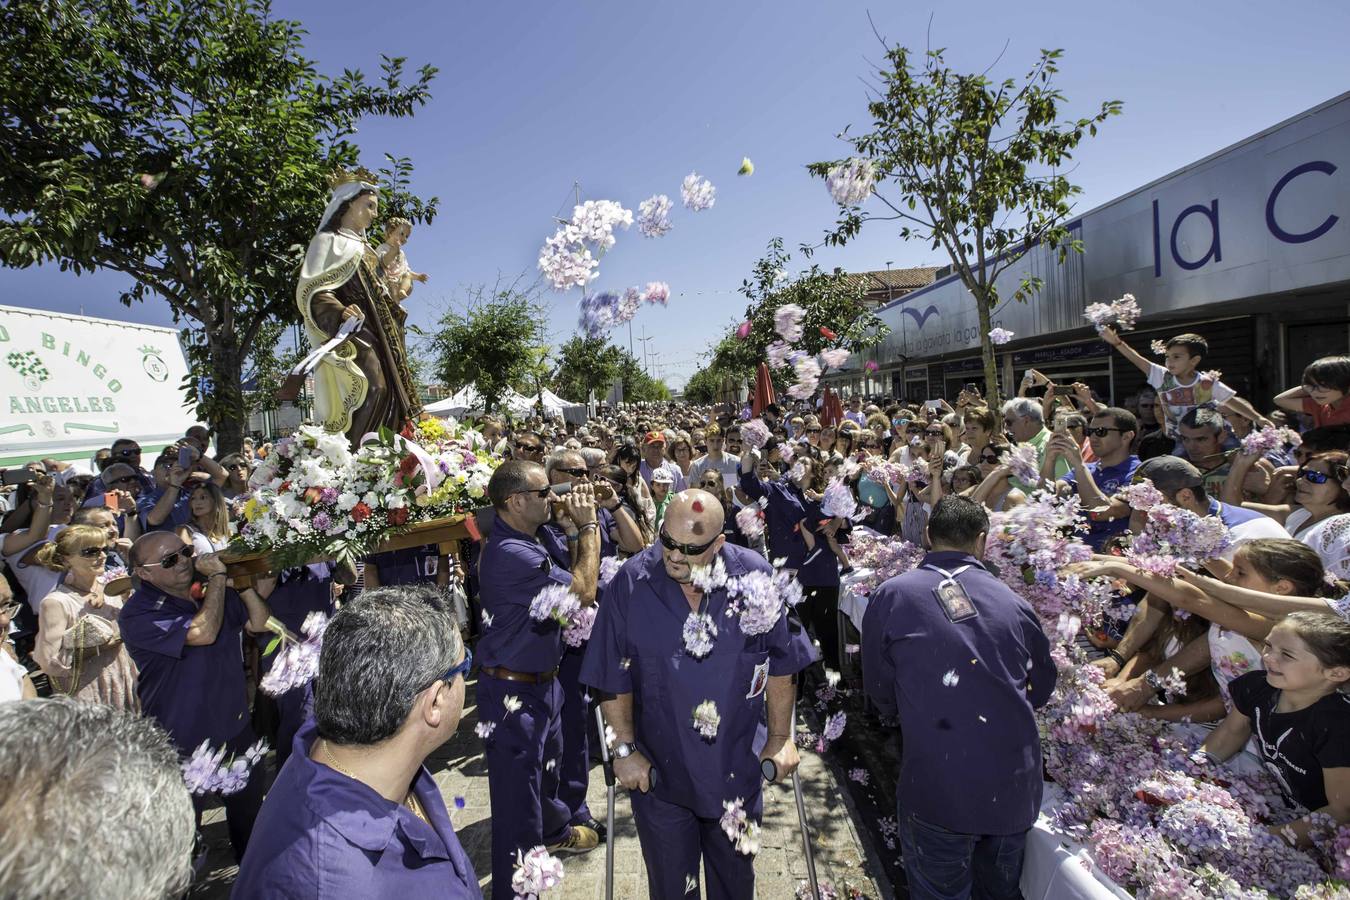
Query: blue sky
4 0 1348 390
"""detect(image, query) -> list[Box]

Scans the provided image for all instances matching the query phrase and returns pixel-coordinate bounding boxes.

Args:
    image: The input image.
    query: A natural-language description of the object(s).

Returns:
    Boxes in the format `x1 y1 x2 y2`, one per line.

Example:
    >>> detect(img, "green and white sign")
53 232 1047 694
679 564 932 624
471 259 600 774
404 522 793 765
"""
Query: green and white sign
0 304 201 466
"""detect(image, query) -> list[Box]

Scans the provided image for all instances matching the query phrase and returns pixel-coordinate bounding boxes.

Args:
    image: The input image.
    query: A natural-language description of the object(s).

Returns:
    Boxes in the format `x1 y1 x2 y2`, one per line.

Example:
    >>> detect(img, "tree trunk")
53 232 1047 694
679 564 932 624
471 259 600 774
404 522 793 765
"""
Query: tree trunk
207 333 247 456
974 293 1002 410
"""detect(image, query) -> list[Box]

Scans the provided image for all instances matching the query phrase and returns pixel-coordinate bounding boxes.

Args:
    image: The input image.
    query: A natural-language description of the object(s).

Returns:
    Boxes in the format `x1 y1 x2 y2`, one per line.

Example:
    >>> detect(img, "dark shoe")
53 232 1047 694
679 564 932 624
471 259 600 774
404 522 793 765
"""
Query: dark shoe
547 824 599 855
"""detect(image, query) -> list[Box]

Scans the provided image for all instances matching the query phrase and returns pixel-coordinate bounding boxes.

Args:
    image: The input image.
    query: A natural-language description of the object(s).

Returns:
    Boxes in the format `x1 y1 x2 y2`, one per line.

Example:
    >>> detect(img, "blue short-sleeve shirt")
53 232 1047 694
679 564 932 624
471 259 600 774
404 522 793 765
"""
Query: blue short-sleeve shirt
120 582 251 752
580 543 817 818
233 721 482 899
475 516 574 673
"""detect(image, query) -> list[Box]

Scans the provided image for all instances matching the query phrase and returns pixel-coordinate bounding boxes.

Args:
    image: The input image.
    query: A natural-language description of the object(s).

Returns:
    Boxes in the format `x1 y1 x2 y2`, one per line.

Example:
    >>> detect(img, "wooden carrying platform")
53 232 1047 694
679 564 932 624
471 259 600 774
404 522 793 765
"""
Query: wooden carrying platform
221 514 475 587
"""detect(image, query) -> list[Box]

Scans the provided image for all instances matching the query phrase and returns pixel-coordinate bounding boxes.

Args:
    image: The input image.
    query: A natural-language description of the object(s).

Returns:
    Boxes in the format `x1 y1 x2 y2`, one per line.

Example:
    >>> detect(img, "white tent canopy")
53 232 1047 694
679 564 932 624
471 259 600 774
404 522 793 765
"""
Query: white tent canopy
423 386 540 420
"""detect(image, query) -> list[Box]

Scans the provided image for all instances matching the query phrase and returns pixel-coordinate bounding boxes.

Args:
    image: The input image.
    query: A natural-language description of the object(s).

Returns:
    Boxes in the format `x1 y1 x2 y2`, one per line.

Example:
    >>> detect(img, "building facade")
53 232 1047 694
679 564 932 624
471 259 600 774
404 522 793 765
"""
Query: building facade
826 92 1350 407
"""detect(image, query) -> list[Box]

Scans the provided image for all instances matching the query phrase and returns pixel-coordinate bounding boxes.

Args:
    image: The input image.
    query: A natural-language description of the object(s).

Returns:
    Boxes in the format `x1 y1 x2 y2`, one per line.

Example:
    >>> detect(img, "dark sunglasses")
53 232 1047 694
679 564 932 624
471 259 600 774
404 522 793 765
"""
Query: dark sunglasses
78 546 109 558
151 545 195 569
924 429 944 437
514 442 543 453
513 486 551 499
1298 468 1331 485
556 467 588 479
658 529 719 557
1086 427 1127 437
109 476 139 486
806 428 821 434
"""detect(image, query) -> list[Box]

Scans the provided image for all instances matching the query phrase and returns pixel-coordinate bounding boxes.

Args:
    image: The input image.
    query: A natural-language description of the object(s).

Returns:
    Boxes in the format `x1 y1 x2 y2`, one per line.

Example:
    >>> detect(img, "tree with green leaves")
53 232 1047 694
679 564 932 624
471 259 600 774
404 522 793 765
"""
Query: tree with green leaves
615 353 670 402
0 0 439 452
709 237 889 388
553 336 624 404
415 280 545 415
809 44 1121 406
681 367 724 404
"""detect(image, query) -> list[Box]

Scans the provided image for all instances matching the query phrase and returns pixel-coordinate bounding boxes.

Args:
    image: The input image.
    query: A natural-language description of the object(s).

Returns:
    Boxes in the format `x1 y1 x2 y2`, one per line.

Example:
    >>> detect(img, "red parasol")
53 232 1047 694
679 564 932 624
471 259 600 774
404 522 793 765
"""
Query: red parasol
751 362 776 417
819 387 844 428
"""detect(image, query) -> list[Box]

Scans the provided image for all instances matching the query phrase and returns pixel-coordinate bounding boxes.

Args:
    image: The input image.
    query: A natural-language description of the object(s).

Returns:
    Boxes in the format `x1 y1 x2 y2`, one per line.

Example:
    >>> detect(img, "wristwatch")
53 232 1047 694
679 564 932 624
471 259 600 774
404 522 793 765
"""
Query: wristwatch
612 741 638 759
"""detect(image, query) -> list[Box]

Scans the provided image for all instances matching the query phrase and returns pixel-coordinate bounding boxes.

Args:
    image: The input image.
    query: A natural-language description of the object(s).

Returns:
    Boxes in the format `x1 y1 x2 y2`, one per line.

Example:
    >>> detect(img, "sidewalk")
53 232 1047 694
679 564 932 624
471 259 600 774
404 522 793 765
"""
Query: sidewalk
196 674 887 899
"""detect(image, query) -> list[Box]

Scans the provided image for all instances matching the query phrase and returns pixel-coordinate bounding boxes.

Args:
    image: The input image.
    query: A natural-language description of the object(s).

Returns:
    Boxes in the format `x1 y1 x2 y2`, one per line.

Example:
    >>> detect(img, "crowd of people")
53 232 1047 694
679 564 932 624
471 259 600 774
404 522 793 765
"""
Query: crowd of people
2 327 1350 899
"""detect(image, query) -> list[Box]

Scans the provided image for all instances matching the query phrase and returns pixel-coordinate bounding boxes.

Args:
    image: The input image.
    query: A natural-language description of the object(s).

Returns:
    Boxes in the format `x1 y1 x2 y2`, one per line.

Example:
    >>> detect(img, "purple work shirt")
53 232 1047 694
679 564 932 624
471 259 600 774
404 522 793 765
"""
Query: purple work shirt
475 516 574 673
738 468 847 587
120 581 251 753
135 486 192 533
580 543 817 819
861 551 1057 835
232 721 482 899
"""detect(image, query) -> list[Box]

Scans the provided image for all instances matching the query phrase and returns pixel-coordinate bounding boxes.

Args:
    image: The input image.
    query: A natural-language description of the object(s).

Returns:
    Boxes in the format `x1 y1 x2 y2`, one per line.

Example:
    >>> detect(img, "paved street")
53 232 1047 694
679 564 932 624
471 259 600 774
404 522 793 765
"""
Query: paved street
195 674 889 899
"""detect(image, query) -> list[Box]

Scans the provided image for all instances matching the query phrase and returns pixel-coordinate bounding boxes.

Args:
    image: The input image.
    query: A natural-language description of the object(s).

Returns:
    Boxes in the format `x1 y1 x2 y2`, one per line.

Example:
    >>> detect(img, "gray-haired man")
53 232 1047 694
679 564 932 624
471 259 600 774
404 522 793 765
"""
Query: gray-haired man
234 585 480 898
0 698 196 899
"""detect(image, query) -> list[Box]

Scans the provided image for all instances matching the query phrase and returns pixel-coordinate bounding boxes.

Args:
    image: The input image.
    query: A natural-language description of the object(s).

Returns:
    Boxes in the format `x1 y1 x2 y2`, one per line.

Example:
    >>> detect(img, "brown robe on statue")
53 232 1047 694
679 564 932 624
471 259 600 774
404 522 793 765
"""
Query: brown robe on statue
310 244 422 444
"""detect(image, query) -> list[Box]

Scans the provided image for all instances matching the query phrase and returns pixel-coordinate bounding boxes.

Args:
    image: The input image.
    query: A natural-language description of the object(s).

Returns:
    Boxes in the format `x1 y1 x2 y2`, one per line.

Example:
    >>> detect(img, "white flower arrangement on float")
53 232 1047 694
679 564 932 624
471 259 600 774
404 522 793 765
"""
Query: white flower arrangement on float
235 417 499 569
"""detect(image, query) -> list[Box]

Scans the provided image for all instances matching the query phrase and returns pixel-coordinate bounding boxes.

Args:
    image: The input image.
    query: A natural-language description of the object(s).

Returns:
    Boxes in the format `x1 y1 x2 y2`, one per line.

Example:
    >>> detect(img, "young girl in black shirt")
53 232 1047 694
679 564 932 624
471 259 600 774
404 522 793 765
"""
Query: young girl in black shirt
1199 611 1350 847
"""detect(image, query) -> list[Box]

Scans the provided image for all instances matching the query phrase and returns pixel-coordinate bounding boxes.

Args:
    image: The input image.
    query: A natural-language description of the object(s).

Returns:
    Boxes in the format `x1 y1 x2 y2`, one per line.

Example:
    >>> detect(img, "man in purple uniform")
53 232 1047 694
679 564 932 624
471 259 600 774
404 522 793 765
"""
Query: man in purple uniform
233 585 480 898
119 532 274 861
862 496 1058 900
476 459 602 897
581 490 816 900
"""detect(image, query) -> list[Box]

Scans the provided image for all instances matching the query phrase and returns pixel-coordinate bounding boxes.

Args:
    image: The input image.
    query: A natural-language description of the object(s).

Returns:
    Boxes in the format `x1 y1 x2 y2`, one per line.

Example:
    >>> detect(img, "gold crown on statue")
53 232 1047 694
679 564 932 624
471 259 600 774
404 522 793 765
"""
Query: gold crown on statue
327 166 380 191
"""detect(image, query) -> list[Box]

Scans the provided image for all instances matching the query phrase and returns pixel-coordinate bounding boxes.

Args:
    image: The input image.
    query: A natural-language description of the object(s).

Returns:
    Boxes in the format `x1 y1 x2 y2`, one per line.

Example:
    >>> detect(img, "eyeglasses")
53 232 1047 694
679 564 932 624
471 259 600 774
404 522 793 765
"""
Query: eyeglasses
78 546 109 559
513 486 551 499
658 529 719 557
1086 427 1127 437
924 430 944 437
556 467 588 479
1298 468 1331 485
806 428 821 434
0 600 20 618
151 545 195 569
514 442 543 454
442 646 473 686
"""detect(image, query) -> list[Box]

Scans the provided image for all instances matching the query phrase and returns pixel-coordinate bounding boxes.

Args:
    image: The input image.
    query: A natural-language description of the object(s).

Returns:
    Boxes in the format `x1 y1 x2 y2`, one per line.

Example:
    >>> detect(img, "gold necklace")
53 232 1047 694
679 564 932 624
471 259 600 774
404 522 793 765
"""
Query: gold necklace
319 742 428 825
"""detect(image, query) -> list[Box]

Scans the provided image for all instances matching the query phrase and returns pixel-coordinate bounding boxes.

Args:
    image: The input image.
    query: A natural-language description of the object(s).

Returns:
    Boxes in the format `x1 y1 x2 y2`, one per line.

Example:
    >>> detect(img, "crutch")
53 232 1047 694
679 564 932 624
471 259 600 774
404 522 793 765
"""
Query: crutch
761 713 820 899
594 706 617 900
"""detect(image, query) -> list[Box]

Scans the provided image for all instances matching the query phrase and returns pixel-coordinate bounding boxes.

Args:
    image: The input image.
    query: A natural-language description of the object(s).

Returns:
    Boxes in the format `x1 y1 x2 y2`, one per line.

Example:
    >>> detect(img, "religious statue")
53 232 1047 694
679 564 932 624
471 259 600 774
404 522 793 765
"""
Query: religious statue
295 170 422 444
374 217 429 303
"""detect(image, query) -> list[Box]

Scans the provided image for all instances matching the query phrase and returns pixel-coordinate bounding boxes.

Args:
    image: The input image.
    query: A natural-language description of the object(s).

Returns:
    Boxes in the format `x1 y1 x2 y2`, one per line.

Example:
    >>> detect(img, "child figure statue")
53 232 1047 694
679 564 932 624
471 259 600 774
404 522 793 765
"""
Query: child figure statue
375 217 429 303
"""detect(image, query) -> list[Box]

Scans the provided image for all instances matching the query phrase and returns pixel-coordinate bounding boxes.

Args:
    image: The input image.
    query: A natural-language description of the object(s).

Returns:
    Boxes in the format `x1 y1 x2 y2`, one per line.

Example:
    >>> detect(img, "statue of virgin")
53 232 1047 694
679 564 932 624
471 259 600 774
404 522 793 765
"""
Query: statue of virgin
295 174 422 444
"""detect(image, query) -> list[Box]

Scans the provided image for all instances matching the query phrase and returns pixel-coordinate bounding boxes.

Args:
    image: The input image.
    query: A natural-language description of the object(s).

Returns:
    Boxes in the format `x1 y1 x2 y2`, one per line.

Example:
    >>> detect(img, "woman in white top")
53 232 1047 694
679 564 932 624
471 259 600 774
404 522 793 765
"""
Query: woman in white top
175 481 233 555
1225 449 1350 580
0 590 36 702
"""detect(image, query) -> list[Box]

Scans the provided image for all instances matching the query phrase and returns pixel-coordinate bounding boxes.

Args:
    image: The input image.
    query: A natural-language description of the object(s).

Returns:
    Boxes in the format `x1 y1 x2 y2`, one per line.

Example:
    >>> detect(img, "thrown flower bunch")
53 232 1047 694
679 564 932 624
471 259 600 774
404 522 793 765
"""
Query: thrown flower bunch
824 157 877 206
511 846 565 900
538 199 631 291
527 583 596 648
719 797 762 856
840 530 925 598
988 327 1015 345
1126 492 1233 578
237 418 499 570
983 491 1117 625
746 303 858 400
1240 423 1303 457
259 610 328 697
735 500 767 541
181 737 270 797
1083 293 1143 332
999 442 1042 486
578 282 671 338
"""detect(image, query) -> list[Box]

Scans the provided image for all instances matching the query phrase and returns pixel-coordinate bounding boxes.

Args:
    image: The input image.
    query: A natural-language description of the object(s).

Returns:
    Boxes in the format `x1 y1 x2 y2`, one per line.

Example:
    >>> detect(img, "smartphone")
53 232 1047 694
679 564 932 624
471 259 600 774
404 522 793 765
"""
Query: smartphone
722 471 738 489
104 492 119 510
1 468 37 486
963 382 980 395
1051 385 1076 397
177 446 194 469
924 400 943 410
